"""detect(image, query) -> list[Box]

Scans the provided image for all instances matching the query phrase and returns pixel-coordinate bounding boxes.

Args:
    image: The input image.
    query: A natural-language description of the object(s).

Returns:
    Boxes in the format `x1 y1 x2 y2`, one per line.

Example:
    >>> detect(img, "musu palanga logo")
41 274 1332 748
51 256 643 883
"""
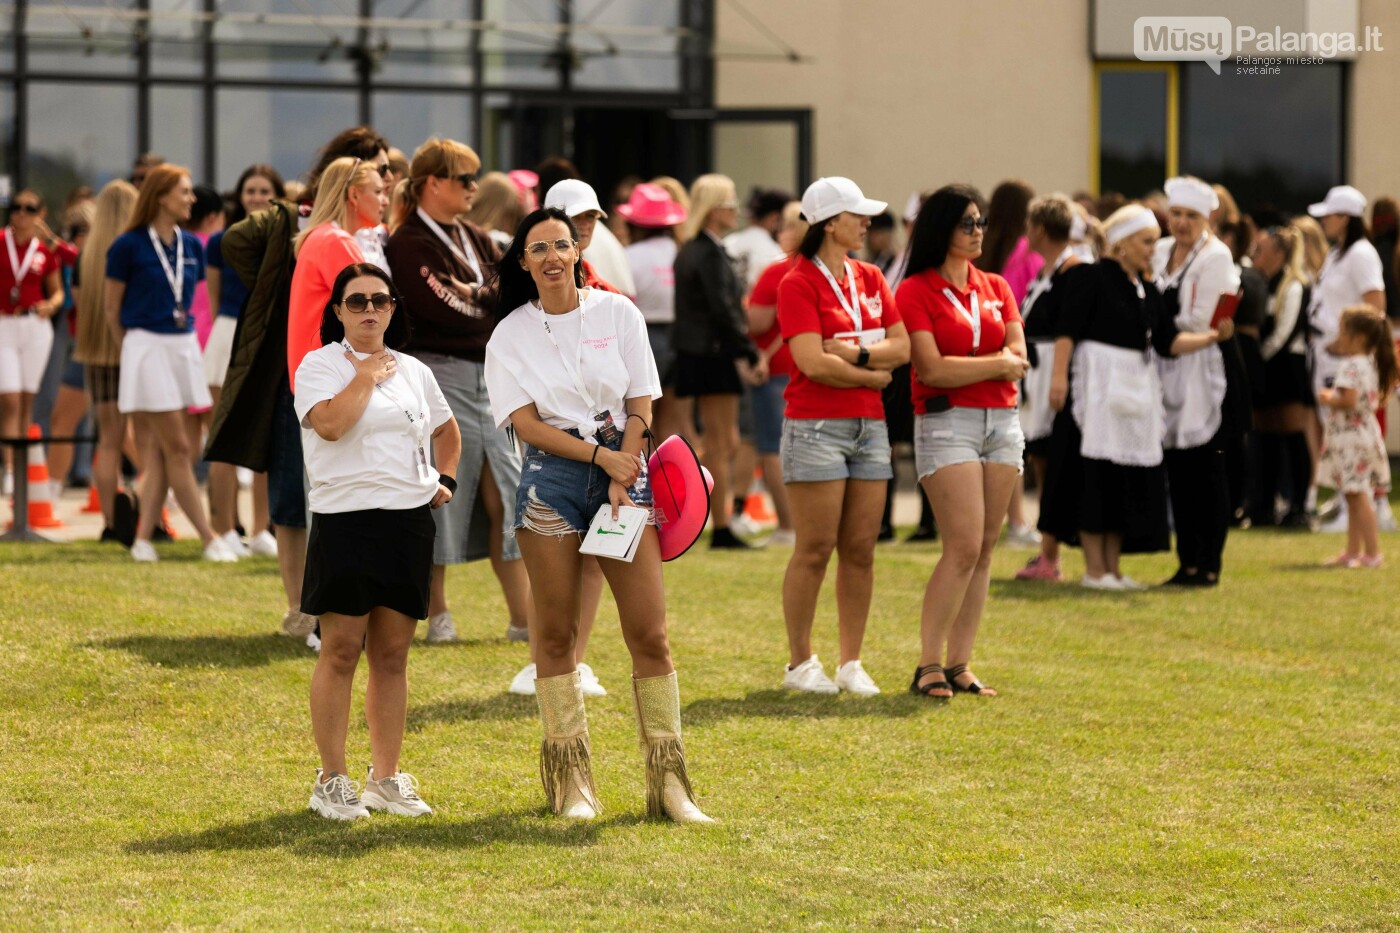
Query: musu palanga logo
1135 16 1383 74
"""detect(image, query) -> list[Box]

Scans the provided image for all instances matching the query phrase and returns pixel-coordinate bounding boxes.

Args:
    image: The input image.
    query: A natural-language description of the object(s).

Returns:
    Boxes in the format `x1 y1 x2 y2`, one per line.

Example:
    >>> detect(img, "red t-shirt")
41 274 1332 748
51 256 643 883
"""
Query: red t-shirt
582 259 623 295
288 224 364 391
897 265 1021 411
748 255 797 377
777 256 900 420
0 230 57 315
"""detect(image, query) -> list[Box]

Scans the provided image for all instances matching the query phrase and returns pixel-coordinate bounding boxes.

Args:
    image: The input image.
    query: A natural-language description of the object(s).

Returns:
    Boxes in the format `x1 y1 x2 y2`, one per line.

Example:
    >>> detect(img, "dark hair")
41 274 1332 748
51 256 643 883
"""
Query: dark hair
307 126 389 199
905 184 986 279
1341 214 1372 256
796 221 828 260
189 185 225 228
319 262 411 349
534 157 580 199
488 208 585 319
227 163 287 225
1218 215 1258 263
976 179 1034 274
868 211 896 233
747 187 794 221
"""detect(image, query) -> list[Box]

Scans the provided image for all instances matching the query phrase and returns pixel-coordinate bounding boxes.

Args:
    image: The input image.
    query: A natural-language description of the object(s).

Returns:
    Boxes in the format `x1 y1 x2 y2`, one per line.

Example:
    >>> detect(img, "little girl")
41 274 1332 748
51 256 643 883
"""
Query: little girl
1316 304 1397 567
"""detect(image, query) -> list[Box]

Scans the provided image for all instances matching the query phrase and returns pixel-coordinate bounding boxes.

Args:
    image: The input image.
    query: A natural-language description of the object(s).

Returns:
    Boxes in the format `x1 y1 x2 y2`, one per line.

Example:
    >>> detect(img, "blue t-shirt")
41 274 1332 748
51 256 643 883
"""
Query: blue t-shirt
106 228 205 334
206 231 250 319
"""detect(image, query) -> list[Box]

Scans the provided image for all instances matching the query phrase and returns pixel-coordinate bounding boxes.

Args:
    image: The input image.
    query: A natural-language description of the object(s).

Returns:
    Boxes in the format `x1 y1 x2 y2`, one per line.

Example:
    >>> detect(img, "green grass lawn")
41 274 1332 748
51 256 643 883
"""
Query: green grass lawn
2 528 1398 930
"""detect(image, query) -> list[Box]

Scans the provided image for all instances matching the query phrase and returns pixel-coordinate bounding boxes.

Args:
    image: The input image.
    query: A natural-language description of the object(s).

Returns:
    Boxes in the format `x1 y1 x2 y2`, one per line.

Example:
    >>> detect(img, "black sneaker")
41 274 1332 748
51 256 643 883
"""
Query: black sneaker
99 527 124 544
111 492 137 547
710 527 753 550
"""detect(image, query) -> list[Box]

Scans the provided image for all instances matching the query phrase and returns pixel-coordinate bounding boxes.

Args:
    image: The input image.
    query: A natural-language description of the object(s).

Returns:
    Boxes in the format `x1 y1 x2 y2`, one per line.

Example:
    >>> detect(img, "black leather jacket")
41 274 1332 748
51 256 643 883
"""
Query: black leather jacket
671 232 758 363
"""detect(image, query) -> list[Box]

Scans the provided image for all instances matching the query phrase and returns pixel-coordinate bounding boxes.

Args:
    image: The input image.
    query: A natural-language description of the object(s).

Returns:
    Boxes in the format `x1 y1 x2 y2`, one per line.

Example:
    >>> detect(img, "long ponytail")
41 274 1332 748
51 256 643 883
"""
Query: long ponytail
1340 304 1397 395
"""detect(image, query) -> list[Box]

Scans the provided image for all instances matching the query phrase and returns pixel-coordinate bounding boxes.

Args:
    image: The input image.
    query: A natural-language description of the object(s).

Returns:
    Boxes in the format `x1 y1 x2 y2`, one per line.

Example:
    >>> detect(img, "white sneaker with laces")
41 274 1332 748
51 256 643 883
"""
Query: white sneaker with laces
767 528 796 547
1004 522 1042 548
508 662 537 695
425 611 457 643
203 538 240 562
308 770 370 820
1115 575 1149 591
729 512 767 540
361 767 432 817
221 529 251 558
249 530 279 557
834 659 881 696
577 662 607 697
783 655 838 694
130 539 158 562
1080 573 1123 591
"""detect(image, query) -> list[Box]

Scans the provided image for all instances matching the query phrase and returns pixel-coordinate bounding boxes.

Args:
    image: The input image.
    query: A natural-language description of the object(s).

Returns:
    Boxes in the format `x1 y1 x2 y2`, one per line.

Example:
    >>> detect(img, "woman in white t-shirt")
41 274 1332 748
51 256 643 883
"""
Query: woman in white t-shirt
484 206 712 824
294 262 461 822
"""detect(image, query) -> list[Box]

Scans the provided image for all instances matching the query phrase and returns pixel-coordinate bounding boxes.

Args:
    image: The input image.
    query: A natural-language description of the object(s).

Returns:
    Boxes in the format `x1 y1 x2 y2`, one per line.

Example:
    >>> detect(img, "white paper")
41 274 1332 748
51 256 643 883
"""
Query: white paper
578 504 648 562
832 327 886 347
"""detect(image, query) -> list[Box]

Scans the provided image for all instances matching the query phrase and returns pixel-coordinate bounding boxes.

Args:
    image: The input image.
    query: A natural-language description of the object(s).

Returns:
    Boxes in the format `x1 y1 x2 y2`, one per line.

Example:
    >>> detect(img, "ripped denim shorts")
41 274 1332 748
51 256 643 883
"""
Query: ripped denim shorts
513 429 655 537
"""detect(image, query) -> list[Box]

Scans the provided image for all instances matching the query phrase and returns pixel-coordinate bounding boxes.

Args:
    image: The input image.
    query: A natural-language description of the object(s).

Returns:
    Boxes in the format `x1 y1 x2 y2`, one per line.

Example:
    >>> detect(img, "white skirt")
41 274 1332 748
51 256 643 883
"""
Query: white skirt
1019 340 1057 443
118 329 213 414
203 314 238 388
0 313 54 395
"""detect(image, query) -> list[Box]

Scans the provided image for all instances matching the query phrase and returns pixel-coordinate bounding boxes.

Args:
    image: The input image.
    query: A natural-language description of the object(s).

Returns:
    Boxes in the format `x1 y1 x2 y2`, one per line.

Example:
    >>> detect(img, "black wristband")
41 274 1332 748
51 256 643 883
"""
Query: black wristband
856 346 871 368
437 474 458 494
590 445 600 467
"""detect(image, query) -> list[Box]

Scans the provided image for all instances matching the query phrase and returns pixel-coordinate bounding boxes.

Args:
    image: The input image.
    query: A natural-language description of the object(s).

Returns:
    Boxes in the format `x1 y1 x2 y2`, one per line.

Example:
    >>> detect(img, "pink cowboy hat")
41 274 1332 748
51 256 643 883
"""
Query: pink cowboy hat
616 183 688 228
647 434 714 561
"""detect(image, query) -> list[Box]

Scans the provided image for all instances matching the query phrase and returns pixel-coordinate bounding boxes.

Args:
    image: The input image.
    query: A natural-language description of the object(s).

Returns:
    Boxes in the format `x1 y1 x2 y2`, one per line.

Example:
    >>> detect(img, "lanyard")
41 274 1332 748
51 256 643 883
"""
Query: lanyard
147 226 186 321
1021 247 1073 321
535 301 601 416
5 230 40 306
943 287 981 356
416 208 482 282
341 340 429 477
1159 232 1207 290
812 257 862 331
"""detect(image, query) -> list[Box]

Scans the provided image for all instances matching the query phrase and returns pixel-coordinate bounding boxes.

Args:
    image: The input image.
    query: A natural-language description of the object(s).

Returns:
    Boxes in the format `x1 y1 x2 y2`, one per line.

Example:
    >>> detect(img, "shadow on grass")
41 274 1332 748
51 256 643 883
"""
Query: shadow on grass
989 579 1163 602
683 688 934 724
98 634 311 668
406 693 536 731
127 806 608 855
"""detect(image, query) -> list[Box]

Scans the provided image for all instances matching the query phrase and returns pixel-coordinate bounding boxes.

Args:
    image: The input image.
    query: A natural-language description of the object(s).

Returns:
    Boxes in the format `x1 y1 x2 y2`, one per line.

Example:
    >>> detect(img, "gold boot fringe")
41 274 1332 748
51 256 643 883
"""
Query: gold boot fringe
632 671 712 822
540 735 601 816
644 737 695 818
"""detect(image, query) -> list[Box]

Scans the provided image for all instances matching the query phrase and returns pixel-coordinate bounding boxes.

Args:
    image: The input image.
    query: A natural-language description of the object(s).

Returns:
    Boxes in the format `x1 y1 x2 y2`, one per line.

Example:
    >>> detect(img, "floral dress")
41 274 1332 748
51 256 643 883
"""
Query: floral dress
1319 354 1391 495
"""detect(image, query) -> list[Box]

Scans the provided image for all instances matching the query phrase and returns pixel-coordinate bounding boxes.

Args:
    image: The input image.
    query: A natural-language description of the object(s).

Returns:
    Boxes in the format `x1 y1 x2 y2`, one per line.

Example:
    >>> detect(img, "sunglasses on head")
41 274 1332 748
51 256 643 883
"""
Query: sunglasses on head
437 172 478 187
341 292 396 314
11 203 41 215
524 238 577 259
956 217 989 234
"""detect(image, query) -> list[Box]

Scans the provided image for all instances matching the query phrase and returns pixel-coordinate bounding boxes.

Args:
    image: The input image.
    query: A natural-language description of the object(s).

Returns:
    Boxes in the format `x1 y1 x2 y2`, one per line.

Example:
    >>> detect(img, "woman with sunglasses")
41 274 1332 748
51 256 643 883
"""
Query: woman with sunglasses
899 184 1030 699
385 137 533 650
297 262 459 820
1 190 64 491
484 207 712 824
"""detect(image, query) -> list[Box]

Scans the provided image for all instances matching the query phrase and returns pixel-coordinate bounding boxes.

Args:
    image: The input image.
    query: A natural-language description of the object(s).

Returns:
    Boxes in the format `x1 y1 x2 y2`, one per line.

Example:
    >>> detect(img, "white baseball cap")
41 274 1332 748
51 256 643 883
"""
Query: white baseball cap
544 179 606 219
1308 185 1367 219
800 177 887 225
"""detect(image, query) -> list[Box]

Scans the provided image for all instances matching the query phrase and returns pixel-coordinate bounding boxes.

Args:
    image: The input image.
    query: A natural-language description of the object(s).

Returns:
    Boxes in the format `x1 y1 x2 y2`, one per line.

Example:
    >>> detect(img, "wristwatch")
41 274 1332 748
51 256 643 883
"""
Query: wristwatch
855 346 871 368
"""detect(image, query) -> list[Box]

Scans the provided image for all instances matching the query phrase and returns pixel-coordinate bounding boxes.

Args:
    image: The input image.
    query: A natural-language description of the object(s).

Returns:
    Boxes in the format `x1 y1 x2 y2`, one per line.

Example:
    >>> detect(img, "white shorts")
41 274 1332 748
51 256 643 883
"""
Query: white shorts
118 329 213 414
203 314 238 388
0 313 55 395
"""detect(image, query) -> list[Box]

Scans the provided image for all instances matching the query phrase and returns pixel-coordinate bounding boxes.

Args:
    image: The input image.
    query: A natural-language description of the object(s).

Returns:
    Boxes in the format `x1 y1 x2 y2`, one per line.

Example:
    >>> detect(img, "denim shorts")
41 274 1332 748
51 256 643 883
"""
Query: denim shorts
749 375 788 455
514 431 655 536
780 417 892 484
914 407 1025 480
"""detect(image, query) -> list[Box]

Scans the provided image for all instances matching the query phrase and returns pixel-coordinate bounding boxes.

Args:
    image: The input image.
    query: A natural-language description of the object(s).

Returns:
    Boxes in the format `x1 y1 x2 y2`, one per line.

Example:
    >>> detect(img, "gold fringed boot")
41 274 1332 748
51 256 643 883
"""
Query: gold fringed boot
535 670 601 819
631 671 714 824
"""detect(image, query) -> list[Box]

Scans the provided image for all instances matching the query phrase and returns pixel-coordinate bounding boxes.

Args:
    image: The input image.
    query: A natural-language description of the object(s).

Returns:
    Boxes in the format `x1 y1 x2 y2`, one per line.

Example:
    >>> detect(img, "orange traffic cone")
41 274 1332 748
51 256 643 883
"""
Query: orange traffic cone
81 483 103 514
742 468 778 527
23 425 63 529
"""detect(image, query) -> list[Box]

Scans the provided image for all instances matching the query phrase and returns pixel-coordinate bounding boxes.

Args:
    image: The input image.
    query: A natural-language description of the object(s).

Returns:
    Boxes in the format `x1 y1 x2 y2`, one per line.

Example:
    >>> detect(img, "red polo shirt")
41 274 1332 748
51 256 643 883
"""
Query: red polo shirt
898 265 1021 411
777 256 900 420
0 230 57 314
747 255 797 378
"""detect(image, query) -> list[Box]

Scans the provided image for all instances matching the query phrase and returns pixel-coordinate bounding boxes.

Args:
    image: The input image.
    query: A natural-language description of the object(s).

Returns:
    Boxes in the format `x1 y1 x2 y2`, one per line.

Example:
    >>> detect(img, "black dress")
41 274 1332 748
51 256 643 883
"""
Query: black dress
1037 260 1179 553
1020 256 1077 459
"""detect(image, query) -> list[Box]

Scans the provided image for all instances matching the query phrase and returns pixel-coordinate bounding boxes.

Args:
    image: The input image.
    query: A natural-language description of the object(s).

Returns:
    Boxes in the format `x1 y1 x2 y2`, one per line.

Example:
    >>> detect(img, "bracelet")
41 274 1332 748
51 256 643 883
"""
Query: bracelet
437 474 458 494
590 445 600 467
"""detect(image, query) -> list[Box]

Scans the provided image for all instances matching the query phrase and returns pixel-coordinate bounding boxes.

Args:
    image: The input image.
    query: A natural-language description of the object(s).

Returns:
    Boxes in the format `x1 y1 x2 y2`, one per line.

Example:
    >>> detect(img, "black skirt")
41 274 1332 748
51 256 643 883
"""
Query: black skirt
673 352 743 398
301 505 436 620
1261 351 1315 408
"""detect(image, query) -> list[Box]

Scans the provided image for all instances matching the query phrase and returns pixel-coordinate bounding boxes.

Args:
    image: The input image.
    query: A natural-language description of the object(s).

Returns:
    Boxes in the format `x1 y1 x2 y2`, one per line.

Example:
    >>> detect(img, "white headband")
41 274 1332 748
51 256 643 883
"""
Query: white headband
1165 176 1219 217
1106 208 1159 246
1070 212 1088 241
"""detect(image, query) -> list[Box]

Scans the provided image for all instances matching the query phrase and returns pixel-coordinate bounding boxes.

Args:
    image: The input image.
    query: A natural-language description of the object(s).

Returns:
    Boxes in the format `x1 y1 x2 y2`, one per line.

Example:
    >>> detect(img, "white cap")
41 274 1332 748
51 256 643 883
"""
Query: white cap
1308 185 1367 218
1164 176 1219 218
544 179 606 220
800 177 888 225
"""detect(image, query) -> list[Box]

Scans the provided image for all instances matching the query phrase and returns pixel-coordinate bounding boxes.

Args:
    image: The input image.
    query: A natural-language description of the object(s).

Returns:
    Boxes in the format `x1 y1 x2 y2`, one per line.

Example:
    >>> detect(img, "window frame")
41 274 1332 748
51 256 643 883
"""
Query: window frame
1091 61 1179 196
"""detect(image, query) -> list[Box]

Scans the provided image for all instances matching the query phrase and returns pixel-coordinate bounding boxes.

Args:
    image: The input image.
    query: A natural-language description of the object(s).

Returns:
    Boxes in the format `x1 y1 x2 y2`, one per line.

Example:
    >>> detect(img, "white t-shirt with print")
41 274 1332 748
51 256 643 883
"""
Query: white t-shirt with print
484 288 662 438
626 236 678 324
295 343 454 514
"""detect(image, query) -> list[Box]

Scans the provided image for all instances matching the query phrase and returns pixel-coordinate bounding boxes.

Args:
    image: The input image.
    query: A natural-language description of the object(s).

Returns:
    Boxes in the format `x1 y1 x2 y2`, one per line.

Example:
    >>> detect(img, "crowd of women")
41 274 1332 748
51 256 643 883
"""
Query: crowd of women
3 122 1395 824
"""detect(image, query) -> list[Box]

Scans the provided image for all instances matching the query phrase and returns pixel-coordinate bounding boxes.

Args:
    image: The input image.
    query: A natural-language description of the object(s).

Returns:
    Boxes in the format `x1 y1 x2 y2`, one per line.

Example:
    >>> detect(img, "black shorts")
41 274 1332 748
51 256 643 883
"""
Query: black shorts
673 352 742 398
301 505 436 620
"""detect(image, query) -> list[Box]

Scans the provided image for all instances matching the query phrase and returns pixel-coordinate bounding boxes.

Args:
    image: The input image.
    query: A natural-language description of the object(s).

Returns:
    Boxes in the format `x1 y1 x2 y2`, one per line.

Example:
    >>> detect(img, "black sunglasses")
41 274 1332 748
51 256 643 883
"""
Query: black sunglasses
956 217 990 234
341 292 396 314
375 163 392 178
11 203 42 215
437 172 478 187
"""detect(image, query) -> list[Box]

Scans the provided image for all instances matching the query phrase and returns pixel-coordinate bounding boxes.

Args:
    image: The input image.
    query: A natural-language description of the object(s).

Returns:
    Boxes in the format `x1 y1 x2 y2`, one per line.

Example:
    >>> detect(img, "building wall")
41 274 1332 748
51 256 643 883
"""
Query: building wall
1350 0 1400 198
714 0 1096 208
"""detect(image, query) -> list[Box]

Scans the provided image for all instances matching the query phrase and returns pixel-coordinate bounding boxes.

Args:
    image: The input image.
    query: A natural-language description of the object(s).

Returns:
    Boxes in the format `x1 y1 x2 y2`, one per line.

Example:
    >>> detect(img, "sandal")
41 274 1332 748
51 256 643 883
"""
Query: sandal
1322 552 1359 568
945 663 997 697
909 663 952 699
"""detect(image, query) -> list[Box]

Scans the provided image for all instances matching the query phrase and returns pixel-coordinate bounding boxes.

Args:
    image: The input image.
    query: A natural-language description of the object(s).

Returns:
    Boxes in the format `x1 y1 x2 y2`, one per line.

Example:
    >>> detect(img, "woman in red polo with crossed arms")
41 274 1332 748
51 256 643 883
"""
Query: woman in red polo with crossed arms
898 184 1030 699
776 177 909 697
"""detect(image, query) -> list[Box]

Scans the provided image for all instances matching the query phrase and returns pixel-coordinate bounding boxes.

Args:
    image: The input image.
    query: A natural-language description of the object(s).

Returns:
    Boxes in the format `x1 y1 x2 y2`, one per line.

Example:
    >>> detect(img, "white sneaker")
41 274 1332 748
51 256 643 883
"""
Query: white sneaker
280 609 317 639
729 512 767 539
506 623 530 643
1080 573 1123 591
130 539 158 562
203 538 240 563
425 611 457 643
221 529 251 557
1317 498 1348 533
249 530 279 557
1 471 11 496
783 655 838 694
1004 522 1042 548
1377 497 1398 533
1115 575 1149 591
767 528 796 547
309 770 370 820
306 629 321 653
577 662 607 698
361 767 432 817
834 659 881 696
509 662 537 695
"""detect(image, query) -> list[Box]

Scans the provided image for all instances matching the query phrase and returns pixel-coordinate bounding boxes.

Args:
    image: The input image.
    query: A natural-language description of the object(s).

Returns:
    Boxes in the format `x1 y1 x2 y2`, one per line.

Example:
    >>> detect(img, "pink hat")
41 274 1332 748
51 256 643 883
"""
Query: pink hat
647 435 714 561
616 183 688 229
508 169 539 211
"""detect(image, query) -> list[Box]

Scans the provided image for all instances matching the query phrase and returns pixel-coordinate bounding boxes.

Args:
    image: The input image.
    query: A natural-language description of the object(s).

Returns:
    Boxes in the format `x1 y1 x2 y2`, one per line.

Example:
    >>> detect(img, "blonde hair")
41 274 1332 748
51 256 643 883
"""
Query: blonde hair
1211 184 1241 228
1074 204 1105 260
1292 215 1330 277
680 173 736 242
1027 193 1076 242
649 176 690 212
76 179 139 366
466 172 524 235
1264 224 1311 323
294 157 380 255
1102 204 1160 261
390 136 481 230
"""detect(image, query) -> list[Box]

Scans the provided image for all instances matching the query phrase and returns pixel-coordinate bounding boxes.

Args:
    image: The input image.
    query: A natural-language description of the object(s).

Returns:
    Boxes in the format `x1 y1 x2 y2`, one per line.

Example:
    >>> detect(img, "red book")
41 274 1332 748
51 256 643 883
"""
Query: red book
1211 291 1241 328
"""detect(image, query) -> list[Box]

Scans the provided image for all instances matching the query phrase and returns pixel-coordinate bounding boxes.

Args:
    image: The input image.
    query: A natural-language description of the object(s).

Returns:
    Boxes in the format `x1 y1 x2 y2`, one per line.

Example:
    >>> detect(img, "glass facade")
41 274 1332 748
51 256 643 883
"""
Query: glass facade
1097 68 1171 202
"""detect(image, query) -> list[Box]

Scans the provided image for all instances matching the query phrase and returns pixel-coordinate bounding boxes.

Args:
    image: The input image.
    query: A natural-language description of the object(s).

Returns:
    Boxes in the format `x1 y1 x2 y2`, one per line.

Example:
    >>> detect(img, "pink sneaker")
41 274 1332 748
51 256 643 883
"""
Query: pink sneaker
1321 552 1359 568
1015 554 1062 581
1355 554 1384 568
